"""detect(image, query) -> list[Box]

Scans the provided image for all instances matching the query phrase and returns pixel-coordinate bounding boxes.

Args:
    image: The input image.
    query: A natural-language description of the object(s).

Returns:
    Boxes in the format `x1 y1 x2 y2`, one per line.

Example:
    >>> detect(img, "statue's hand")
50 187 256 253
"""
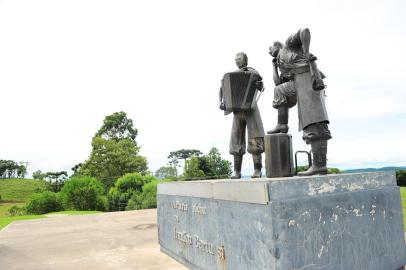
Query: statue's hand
256 81 264 91
219 102 226 111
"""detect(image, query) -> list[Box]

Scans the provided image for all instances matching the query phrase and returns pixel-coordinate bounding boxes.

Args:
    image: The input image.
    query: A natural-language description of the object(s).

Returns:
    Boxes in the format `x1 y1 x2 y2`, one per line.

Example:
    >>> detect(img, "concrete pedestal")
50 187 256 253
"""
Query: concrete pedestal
157 172 406 270
264 133 294 177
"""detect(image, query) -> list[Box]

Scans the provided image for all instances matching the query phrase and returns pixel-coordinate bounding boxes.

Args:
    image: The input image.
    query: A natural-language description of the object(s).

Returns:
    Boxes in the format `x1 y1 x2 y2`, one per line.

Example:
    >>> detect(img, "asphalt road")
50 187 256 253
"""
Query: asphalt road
0 209 186 270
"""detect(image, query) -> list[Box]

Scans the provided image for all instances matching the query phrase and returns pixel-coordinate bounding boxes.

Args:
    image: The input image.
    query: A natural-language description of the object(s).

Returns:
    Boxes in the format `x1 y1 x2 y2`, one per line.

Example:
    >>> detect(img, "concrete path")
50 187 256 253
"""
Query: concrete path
0 209 187 270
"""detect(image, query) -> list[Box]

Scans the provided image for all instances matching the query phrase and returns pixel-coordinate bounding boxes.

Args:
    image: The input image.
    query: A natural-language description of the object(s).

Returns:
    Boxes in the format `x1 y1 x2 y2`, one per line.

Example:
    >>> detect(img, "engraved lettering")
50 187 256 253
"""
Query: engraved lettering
192 203 207 215
174 228 192 245
194 235 215 255
217 245 226 260
171 201 188 212
173 215 180 223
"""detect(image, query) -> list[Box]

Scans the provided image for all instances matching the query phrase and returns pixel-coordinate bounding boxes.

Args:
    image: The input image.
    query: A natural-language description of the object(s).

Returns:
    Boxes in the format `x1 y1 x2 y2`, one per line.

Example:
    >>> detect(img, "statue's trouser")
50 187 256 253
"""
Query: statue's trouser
268 80 297 134
299 121 332 176
231 155 243 179
267 106 289 134
229 110 265 179
251 154 262 178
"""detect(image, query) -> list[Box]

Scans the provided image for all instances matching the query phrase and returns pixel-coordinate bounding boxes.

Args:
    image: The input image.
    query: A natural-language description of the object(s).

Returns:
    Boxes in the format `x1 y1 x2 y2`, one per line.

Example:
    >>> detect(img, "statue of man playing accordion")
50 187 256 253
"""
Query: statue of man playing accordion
219 52 265 179
268 28 332 176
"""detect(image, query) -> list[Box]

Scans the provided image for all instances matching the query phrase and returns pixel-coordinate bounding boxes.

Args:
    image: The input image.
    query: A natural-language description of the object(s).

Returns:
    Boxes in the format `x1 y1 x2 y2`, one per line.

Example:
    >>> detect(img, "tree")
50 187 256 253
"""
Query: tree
79 137 148 190
107 173 154 211
59 176 106 211
78 112 148 190
155 166 177 180
0 160 27 179
33 170 46 180
183 157 205 179
183 148 231 180
201 148 232 177
168 149 202 170
44 171 68 192
397 170 406 186
95 111 137 142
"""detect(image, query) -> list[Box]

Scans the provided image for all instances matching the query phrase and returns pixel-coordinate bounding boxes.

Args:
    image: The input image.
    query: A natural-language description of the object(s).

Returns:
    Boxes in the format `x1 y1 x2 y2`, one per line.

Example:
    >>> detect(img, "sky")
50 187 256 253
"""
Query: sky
0 0 405 177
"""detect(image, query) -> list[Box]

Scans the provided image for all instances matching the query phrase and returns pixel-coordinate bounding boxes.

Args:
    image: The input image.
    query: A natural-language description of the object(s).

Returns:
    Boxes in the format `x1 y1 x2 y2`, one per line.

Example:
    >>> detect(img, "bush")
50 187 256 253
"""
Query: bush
8 205 27 216
26 191 63 214
397 170 406 186
126 180 167 210
59 176 106 211
108 173 155 211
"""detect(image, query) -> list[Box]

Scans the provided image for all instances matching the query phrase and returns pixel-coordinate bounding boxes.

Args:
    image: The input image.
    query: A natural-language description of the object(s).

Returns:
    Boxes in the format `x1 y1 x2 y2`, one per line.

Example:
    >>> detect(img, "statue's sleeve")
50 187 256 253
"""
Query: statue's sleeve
285 30 302 49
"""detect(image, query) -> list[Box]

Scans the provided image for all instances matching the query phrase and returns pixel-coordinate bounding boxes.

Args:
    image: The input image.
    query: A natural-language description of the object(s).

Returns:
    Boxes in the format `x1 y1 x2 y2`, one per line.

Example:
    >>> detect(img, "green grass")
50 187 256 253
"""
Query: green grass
0 178 47 218
0 211 102 230
0 215 46 230
46 211 101 215
0 178 47 201
400 187 406 231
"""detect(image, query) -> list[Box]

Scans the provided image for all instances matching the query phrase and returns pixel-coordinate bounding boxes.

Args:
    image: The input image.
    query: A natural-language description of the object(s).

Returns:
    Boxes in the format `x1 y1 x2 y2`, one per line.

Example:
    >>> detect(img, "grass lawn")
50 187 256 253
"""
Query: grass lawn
400 187 406 231
47 211 102 215
0 179 47 201
0 211 102 231
0 215 46 230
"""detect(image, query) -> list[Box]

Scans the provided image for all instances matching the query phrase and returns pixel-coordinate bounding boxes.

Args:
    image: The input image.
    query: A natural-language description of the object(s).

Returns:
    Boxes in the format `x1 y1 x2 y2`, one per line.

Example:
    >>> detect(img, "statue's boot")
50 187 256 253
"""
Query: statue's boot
298 140 328 176
267 107 289 134
251 154 262 178
230 155 242 179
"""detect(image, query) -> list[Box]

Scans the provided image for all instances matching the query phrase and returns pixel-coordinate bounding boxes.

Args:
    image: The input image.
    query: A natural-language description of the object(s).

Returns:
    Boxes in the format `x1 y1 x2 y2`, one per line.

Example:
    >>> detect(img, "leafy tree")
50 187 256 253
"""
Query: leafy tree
201 148 232 177
107 173 153 211
33 170 46 180
183 157 205 179
59 176 106 211
126 180 170 210
78 112 148 190
0 160 27 178
168 149 202 169
183 148 231 180
26 191 63 214
95 111 137 142
71 163 82 176
397 170 406 186
79 137 148 190
155 166 177 180
327 168 342 174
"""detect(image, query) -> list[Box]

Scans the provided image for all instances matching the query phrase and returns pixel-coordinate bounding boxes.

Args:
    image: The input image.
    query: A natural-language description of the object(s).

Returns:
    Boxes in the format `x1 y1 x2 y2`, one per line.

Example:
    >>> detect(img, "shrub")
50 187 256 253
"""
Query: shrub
126 180 165 210
59 176 106 211
108 173 155 211
8 205 27 216
397 170 406 186
26 191 63 214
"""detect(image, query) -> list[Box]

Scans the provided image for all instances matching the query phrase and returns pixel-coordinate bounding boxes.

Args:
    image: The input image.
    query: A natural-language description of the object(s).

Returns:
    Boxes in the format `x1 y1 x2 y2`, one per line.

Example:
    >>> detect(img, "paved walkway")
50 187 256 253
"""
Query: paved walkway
0 209 186 270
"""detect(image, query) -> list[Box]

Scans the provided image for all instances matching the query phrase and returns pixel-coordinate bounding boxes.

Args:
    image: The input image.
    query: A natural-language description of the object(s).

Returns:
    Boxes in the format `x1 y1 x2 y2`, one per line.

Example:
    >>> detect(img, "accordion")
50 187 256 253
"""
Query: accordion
221 71 261 113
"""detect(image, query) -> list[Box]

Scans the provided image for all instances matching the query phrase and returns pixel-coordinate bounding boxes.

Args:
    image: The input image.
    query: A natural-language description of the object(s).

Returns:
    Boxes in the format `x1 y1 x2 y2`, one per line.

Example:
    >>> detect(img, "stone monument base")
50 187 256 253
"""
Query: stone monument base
264 133 294 177
157 172 406 270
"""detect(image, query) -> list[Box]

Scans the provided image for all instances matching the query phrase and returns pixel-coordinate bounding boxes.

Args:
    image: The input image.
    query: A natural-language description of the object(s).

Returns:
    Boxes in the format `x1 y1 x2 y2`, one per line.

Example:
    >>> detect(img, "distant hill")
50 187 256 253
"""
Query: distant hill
343 166 406 174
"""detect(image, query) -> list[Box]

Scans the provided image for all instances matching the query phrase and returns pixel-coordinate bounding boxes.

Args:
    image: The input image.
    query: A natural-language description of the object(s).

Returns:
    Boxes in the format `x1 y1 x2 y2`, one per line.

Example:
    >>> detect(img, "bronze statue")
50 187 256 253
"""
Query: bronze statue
268 28 332 176
219 52 265 179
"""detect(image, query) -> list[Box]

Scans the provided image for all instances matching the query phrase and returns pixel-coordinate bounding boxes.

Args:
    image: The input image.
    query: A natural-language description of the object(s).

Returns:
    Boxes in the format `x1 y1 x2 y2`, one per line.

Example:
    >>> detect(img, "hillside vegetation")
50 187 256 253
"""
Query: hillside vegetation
0 179 47 201
0 179 47 217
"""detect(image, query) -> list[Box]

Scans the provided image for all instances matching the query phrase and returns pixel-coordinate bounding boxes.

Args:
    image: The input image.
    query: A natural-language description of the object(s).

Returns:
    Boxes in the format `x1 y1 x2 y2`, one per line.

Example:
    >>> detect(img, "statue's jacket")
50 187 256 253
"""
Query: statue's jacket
278 33 329 131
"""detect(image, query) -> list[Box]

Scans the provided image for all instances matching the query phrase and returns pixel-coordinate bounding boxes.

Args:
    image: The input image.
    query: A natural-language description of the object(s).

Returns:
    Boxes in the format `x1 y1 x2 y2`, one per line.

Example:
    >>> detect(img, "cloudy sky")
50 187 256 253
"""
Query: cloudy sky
0 0 405 176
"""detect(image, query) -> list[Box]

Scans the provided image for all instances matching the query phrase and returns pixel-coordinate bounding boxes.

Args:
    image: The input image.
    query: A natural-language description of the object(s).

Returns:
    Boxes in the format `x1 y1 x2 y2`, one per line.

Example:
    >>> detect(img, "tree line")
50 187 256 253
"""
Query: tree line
0 160 27 179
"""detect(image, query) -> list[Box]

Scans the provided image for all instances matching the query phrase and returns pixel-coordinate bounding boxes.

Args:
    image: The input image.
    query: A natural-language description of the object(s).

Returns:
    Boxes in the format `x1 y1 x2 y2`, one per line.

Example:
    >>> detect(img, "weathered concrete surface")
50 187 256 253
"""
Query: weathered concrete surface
158 172 406 270
0 209 187 270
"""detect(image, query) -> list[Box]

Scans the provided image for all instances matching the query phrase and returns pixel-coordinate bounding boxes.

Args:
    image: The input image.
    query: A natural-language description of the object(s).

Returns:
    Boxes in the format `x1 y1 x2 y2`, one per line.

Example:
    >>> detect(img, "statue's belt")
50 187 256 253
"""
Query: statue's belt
280 65 310 78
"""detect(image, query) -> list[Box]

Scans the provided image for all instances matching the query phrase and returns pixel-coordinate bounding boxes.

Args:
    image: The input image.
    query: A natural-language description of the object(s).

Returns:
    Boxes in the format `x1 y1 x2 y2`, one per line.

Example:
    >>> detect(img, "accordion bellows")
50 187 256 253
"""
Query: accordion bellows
222 71 261 113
